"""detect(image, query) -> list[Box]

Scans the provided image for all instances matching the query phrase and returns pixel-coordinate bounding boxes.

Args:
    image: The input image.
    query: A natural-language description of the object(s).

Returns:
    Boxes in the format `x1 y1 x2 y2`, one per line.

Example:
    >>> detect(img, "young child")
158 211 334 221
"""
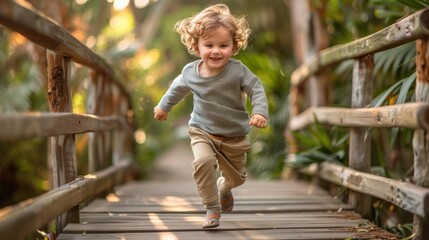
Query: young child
154 4 268 229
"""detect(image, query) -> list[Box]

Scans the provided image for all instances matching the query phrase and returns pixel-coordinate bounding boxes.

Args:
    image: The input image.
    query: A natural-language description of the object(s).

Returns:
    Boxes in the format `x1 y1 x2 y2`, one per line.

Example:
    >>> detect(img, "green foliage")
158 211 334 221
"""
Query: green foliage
0 139 48 208
370 0 429 21
0 32 46 112
323 0 384 44
370 73 415 108
374 43 416 83
287 120 348 169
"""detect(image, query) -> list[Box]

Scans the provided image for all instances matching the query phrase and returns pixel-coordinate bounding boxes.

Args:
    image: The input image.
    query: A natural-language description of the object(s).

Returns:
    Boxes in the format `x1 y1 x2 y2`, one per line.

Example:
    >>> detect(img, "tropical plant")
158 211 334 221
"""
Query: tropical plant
287 121 348 169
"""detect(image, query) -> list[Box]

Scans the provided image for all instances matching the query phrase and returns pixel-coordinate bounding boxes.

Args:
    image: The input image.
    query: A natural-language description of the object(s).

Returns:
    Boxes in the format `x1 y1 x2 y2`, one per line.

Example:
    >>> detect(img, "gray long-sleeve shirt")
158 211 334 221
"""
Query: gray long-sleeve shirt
157 59 269 137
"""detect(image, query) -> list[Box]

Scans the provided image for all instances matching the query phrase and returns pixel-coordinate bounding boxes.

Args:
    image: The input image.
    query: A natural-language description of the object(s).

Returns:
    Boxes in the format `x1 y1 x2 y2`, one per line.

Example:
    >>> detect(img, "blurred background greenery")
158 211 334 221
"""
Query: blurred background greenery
1 0 428 237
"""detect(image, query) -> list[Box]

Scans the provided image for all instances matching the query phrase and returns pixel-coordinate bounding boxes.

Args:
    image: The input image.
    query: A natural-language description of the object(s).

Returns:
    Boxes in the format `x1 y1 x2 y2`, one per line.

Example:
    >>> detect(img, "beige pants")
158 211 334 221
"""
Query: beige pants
188 127 250 209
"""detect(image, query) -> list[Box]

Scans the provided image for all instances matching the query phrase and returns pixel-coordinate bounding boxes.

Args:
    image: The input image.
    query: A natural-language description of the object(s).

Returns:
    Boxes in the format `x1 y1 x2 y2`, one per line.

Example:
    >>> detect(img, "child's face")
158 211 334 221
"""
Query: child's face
197 26 234 74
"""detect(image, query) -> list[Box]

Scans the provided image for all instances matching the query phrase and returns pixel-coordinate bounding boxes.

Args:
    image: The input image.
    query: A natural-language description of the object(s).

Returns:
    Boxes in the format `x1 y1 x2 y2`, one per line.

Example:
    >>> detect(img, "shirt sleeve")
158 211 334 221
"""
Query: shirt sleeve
240 64 269 120
157 74 190 112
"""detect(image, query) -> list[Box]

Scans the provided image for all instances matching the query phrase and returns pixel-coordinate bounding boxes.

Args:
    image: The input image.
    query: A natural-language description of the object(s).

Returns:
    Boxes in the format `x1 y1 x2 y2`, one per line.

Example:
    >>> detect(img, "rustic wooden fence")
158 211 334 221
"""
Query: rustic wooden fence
0 1 136 239
287 8 429 240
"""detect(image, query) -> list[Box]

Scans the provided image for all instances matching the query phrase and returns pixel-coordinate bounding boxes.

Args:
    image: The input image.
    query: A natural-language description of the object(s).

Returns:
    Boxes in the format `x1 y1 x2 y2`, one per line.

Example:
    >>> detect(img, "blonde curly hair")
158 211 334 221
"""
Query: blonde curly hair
174 4 251 56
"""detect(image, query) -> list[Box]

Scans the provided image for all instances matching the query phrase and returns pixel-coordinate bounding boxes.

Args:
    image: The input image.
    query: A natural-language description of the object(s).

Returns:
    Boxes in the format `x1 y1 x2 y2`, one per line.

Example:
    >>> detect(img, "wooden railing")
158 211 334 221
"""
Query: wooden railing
288 8 429 239
0 1 136 239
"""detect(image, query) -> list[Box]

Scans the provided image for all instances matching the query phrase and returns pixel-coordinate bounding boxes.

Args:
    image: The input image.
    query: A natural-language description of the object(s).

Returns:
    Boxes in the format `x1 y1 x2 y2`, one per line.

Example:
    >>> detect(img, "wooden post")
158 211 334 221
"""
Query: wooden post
112 85 125 165
87 70 101 172
412 38 429 240
103 79 114 167
46 50 79 234
88 71 117 171
348 55 373 219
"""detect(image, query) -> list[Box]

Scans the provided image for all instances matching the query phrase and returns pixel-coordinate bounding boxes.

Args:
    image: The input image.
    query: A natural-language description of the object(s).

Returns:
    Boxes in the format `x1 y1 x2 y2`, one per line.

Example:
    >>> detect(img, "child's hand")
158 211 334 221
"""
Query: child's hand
154 107 168 121
249 114 267 128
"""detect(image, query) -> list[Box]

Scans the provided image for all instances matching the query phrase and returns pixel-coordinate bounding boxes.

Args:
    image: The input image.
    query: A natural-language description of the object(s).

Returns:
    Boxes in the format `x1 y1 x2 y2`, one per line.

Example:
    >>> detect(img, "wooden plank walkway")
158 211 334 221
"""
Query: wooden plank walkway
57 142 399 240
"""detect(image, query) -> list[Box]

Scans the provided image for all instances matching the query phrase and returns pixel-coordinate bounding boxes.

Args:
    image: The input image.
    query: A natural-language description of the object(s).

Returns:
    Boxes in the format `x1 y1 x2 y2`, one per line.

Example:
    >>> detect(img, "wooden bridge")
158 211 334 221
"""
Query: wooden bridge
57 143 396 240
1 1 429 240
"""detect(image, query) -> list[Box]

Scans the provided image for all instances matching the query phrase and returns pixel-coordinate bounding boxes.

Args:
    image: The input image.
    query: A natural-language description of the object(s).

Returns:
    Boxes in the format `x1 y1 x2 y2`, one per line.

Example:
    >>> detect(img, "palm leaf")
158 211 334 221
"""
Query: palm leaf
388 73 416 146
370 80 403 107
396 73 416 105
374 43 415 81
290 116 348 169
310 116 335 151
0 65 42 112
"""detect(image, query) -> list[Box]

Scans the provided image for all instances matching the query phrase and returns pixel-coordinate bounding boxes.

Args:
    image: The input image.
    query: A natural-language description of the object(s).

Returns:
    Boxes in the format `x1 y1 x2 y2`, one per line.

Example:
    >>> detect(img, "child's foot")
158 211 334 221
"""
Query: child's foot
202 209 220 229
220 191 234 212
217 177 234 212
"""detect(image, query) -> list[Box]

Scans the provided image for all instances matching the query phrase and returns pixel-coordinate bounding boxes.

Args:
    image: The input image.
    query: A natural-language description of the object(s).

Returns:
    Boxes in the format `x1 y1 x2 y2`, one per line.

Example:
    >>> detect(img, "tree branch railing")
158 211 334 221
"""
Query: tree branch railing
0 1 136 239
288 8 429 240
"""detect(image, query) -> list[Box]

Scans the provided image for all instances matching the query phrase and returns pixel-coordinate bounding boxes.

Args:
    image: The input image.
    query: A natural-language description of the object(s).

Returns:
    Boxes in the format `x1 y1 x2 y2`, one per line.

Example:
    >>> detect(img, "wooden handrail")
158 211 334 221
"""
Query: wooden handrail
301 162 429 218
0 113 126 141
289 102 429 130
323 162 429 218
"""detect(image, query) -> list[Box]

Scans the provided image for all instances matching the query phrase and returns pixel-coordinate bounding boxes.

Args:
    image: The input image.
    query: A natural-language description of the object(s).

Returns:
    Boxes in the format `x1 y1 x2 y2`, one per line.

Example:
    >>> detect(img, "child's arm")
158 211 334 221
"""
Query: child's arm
154 106 169 121
154 74 189 122
249 114 267 128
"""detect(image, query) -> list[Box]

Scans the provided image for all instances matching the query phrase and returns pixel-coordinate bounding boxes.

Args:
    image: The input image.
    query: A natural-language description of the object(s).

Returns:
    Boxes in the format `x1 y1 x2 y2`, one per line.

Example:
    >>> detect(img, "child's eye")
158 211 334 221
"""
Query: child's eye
206 44 213 48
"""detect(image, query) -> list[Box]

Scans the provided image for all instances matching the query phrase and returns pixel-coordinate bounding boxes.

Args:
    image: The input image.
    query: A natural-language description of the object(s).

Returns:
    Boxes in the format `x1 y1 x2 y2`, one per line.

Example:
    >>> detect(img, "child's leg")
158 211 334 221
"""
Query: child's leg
188 127 221 227
216 136 250 211
217 136 250 191
190 142 219 208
